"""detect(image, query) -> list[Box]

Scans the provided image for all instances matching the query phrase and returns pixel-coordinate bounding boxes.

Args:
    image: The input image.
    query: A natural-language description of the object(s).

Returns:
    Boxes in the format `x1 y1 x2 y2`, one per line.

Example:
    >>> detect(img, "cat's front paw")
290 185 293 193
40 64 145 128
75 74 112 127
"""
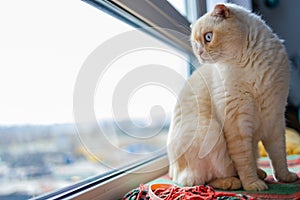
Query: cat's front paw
208 177 241 190
243 179 268 191
173 169 204 186
276 171 298 183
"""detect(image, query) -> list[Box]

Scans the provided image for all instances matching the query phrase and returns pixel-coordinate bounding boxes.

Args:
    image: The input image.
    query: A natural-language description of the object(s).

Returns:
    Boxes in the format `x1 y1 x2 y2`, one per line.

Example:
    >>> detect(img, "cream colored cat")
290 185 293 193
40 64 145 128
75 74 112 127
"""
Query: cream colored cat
167 3 298 191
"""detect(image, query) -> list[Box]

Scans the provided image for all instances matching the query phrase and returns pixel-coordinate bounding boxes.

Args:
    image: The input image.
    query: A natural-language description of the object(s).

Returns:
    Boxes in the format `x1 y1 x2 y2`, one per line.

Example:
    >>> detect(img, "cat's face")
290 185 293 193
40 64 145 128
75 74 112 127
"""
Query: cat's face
191 4 247 64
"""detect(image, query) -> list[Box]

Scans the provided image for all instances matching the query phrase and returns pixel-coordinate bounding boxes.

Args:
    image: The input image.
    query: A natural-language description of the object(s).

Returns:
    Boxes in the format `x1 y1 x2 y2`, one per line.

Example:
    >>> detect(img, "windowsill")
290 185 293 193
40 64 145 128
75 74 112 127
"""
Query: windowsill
32 154 169 200
70 154 169 200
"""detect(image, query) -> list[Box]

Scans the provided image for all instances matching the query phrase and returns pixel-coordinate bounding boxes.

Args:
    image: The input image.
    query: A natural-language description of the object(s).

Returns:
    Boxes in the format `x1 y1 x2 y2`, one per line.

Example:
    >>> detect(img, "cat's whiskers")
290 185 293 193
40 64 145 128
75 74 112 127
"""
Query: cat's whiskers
204 50 226 62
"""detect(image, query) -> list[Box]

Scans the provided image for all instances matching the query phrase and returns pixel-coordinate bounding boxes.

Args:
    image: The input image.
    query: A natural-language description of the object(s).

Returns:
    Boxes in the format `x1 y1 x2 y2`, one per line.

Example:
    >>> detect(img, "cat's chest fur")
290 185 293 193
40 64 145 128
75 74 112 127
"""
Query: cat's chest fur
218 65 264 131
195 60 286 137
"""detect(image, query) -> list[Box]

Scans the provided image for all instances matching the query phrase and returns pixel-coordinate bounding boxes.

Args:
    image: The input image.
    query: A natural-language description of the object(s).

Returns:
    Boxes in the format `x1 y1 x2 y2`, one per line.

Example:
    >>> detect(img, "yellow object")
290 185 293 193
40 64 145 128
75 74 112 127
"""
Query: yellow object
259 128 300 156
76 146 102 162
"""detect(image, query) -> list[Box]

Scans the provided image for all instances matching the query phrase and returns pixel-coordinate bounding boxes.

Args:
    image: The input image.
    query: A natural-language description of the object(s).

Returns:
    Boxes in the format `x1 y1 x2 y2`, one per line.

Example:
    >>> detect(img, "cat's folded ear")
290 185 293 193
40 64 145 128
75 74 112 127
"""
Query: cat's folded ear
211 4 230 19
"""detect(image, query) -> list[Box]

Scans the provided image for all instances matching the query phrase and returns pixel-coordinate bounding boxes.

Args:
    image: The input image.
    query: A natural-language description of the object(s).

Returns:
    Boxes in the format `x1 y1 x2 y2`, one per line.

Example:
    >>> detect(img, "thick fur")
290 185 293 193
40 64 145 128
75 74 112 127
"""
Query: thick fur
167 4 298 191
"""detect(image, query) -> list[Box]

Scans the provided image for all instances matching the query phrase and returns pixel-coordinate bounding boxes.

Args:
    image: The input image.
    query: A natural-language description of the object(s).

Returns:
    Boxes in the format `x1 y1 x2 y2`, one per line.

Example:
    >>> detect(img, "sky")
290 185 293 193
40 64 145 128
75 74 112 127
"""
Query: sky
0 1 188 125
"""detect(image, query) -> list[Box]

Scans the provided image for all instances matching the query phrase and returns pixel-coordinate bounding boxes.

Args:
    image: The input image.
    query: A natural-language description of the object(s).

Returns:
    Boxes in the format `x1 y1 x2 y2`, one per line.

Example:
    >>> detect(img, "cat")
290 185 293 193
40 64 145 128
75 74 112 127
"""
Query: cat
167 3 298 191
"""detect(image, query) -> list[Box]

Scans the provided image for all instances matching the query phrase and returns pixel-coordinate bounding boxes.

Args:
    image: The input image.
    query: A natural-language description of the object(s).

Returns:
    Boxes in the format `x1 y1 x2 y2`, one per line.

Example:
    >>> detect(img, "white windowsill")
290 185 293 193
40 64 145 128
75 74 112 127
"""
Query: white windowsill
68 155 169 200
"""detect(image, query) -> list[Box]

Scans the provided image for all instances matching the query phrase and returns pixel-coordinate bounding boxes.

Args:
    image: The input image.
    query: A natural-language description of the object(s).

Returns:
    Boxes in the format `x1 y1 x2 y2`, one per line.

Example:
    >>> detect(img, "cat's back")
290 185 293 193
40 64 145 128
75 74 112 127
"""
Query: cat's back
171 64 222 130
178 64 214 106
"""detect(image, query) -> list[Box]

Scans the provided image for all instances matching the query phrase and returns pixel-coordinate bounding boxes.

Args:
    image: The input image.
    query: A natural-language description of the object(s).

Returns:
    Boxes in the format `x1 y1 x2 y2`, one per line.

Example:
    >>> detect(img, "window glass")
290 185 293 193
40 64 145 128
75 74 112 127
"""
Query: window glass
167 0 187 17
0 1 188 198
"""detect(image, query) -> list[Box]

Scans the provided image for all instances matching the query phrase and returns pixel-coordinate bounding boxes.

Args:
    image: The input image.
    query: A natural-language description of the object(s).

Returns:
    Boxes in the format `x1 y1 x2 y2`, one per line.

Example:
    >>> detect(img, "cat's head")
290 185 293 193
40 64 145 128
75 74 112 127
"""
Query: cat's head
191 4 249 64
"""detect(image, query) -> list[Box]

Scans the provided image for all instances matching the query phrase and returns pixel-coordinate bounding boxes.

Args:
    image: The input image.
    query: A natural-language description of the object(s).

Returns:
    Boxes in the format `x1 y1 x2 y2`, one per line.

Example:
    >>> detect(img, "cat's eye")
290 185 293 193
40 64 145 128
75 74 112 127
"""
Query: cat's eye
204 32 213 42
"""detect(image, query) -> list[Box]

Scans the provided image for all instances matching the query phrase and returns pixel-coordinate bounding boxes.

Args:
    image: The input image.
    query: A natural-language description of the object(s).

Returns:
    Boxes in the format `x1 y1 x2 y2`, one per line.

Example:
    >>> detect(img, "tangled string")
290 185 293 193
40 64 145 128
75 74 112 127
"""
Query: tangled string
122 184 256 200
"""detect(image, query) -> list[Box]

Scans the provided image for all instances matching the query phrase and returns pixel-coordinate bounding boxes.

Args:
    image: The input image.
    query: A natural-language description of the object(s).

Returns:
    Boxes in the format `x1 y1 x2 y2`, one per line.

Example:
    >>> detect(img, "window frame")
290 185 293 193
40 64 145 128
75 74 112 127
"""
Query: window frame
31 1 205 199
31 154 168 200
69 154 168 200
84 0 193 54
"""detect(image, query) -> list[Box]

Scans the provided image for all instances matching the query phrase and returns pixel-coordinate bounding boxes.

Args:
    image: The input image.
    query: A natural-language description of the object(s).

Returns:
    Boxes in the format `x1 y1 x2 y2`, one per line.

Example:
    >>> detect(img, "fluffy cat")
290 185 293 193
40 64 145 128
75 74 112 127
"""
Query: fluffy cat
167 3 298 191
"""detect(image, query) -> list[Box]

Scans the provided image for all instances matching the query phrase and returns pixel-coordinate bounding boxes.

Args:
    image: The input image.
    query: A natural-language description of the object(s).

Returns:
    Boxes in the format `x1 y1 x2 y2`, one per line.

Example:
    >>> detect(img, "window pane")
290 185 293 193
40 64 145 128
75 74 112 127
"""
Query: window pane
0 1 188 199
167 0 187 17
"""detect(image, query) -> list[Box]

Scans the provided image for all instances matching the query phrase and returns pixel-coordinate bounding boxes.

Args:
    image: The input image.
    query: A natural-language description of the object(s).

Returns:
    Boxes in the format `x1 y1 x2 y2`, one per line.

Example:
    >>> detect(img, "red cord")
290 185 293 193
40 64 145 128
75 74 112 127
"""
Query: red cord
136 184 146 199
153 185 215 200
152 185 256 200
